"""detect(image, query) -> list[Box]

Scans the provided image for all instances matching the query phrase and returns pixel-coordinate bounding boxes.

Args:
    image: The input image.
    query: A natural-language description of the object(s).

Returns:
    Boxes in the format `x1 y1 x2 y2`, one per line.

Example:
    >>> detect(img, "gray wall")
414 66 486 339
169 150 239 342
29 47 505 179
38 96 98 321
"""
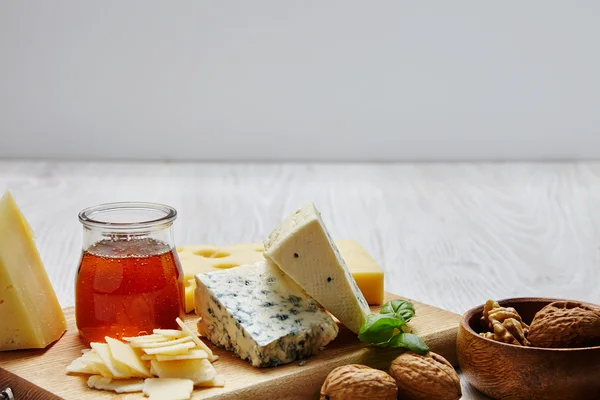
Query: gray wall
1 1 599 162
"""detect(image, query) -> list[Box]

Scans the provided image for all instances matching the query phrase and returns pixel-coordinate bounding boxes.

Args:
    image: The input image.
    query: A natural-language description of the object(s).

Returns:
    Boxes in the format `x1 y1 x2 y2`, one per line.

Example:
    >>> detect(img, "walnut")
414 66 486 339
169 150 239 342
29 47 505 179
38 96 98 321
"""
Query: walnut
479 300 530 346
389 351 461 400
320 364 397 400
528 301 600 348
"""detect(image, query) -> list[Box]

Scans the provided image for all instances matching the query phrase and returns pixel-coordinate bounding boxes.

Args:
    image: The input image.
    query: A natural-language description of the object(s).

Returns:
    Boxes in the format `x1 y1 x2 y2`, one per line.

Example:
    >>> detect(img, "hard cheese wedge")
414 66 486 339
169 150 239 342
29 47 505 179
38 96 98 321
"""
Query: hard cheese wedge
194 261 339 367
178 240 384 312
335 240 384 305
0 191 67 350
264 202 371 334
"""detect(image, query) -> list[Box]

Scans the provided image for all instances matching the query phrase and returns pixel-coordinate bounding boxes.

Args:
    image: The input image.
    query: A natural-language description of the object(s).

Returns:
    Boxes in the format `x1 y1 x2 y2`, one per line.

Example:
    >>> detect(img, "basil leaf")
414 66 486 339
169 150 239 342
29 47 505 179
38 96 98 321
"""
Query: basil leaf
358 314 407 344
387 333 429 355
380 299 416 322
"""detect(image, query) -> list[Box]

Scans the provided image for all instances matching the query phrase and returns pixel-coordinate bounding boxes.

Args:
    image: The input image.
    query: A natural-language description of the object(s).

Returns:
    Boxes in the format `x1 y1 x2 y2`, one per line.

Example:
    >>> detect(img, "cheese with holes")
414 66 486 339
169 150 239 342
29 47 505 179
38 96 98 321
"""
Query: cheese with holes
194 261 338 367
179 240 384 312
264 202 371 334
0 191 67 350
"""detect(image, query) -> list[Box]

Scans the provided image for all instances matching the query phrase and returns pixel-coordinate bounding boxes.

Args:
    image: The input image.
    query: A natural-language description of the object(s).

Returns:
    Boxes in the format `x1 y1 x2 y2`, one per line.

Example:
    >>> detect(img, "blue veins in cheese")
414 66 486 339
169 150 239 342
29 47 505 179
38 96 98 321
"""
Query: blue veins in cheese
194 261 339 367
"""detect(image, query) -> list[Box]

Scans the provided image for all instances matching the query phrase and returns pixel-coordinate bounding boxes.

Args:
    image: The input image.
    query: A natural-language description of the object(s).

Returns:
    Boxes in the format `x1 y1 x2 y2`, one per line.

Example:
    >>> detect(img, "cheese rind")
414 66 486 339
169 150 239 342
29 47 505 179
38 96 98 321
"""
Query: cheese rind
194 261 338 367
264 203 371 334
179 240 384 312
0 191 67 350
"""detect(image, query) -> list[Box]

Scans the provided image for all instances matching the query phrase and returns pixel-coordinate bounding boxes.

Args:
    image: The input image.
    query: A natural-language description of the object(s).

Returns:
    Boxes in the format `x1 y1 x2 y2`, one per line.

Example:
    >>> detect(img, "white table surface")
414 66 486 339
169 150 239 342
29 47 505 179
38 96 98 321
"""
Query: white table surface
3 159 600 399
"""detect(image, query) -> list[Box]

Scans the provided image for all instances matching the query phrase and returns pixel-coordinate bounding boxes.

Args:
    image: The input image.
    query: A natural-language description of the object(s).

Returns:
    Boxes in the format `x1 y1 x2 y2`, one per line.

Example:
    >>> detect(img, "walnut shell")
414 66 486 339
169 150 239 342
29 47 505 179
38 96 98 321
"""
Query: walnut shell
320 364 397 400
528 301 600 348
389 351 461 400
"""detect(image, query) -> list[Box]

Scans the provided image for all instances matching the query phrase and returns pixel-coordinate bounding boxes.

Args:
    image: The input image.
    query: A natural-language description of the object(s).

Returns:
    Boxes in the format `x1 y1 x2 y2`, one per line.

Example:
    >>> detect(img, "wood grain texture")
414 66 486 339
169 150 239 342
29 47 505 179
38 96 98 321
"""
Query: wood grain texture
0 293 459 400
2 160 600 399
0 368 62 400
457 298 600 400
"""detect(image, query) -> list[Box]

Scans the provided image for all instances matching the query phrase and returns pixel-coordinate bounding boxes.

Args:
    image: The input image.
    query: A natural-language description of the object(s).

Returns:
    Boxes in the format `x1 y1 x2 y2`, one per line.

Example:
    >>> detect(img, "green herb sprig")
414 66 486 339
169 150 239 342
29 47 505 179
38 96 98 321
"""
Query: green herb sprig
358 299 429 355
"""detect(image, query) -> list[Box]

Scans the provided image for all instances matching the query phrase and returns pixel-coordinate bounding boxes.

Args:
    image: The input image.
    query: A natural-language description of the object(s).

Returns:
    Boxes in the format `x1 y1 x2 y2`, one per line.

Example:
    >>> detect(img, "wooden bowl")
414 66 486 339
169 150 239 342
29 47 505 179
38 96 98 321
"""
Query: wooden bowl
457 297 600 400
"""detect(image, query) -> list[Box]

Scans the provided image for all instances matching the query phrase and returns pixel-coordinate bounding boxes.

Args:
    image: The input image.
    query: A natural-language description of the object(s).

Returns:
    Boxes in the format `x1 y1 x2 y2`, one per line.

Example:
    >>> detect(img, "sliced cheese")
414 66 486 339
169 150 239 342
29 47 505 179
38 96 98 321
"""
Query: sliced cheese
142 341 196 355
178 240 384 312
150 359 217 385
123 334 169 343
79 350 114 378
175 317 217 362
87 375 144 393
131 336 192 349
143 378 194 400
264 202 371 334
207 375 225 388
153 329 186 338
90 342 135 378
0 191 67 350
66 358 100 375
105 337 151 377
152 349 208 362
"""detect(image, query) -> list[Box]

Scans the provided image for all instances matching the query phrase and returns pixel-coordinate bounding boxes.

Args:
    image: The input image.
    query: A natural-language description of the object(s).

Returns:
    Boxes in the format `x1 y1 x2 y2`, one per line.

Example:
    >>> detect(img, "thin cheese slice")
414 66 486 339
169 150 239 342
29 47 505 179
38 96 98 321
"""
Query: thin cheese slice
153 349 208 362
66 359 100 375
264 202 371 333
0 191 67 350
131 336 192 349
105 337 151 377
150 359 217 385
153 329 186 338
90 343 134 378
87 375 144 393
79 350 114 378
207 375 225 388
123 334 169 343
143 341 196 355
143 378 194 400
176 318 218 362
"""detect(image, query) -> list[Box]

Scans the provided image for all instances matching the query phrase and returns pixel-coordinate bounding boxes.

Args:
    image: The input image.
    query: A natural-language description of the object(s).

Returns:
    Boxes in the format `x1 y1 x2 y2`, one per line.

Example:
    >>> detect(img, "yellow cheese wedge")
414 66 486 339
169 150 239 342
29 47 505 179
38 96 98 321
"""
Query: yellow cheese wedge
335 240 385 306
0 191 67 350
177 240 384 312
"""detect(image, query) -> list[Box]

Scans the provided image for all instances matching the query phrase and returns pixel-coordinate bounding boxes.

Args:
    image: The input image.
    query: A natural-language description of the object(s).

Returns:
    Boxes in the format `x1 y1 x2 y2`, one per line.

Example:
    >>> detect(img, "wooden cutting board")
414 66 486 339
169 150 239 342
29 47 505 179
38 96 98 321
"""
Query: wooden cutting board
0 293 460 400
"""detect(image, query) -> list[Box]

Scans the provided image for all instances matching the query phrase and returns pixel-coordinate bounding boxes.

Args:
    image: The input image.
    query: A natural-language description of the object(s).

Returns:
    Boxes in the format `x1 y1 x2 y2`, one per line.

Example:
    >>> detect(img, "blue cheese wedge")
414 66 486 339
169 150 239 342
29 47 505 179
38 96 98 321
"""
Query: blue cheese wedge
194 261 338 367
263 202 371 334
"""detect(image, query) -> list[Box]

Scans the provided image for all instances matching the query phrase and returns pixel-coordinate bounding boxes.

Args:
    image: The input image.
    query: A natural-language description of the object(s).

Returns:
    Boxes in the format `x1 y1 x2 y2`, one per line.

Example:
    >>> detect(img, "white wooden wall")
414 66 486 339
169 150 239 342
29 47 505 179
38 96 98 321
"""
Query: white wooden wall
1 1 600 161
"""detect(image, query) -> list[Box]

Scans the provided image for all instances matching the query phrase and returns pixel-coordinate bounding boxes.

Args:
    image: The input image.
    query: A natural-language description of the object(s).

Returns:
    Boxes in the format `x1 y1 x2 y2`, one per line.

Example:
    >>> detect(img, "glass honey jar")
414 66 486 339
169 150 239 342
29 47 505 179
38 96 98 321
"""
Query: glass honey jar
75 202 184 343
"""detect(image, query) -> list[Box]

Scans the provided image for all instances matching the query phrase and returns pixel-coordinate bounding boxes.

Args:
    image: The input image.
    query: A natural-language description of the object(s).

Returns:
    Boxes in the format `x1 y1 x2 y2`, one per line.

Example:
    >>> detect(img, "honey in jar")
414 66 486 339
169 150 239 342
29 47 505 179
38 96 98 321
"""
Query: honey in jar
75 203 184 343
